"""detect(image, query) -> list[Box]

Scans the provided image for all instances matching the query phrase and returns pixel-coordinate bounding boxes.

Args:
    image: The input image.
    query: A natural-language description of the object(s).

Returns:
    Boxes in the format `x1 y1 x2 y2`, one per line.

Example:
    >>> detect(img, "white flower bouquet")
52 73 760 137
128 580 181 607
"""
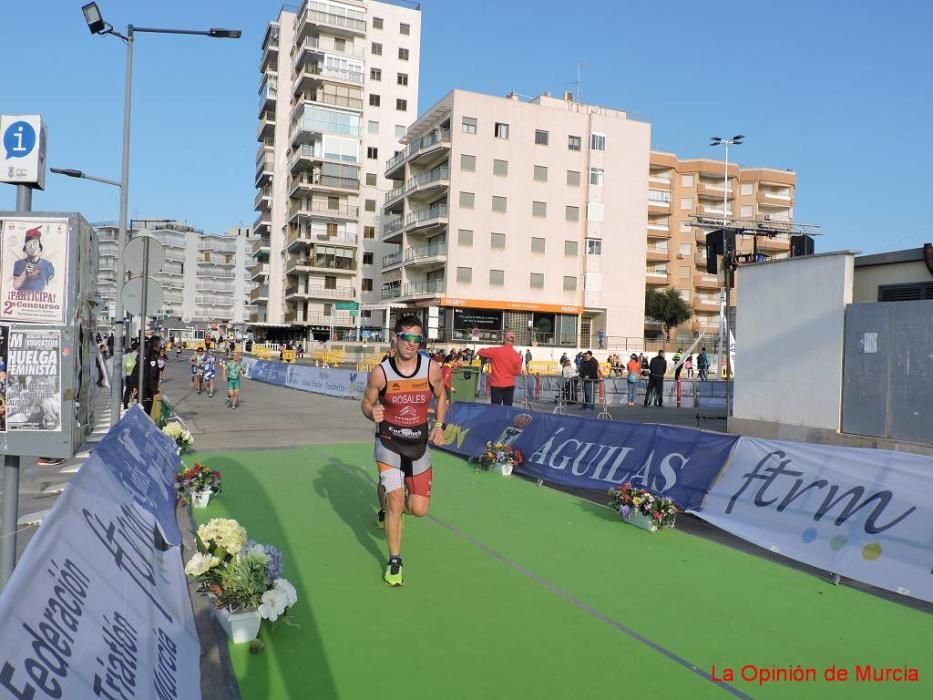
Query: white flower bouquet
162 422 194 452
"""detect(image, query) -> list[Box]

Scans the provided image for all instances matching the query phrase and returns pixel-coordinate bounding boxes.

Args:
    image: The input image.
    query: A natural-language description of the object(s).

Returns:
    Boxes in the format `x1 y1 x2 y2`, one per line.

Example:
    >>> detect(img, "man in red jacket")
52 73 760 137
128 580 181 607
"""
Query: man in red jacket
478 330 523 406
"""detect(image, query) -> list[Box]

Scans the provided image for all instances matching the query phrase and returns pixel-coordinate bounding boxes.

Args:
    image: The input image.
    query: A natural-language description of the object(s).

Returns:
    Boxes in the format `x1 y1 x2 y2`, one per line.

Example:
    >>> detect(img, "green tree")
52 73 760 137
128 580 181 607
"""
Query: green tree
645 288 693 345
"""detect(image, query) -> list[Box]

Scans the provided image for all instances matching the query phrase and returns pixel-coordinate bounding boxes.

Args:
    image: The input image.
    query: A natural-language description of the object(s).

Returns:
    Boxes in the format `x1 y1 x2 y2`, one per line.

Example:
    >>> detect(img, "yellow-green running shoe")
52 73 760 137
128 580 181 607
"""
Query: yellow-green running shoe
384 558 403 587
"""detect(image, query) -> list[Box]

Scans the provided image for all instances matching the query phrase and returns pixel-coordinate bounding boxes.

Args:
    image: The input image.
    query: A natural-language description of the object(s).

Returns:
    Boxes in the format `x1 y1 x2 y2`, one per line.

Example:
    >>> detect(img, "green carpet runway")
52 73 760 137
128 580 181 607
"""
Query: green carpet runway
188 445 931 699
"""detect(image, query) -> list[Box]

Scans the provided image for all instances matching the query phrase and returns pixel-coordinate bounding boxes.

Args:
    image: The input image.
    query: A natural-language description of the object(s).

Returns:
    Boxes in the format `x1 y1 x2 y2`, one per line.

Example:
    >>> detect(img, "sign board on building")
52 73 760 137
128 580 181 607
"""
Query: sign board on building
0 115 47 190
335 301 360 310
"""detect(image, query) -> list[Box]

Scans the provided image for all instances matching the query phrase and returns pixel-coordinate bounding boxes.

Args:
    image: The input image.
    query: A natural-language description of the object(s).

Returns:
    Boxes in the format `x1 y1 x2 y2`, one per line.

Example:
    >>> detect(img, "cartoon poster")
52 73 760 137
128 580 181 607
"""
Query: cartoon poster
0 218 68 323
4 328 60 431
0 325 7 432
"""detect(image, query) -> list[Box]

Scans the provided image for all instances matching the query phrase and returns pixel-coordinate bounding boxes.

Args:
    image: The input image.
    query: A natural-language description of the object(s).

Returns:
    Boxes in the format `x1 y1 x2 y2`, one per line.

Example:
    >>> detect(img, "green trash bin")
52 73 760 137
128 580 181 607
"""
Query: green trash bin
450 367 480 403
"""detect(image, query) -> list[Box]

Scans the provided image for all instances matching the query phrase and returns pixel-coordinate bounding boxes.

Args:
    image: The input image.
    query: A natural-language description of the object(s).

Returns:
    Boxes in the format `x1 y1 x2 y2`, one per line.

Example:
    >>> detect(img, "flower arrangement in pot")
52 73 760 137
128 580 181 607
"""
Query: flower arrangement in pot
608 482 678 531
474 441 524 476
162 421 194 452
175 463 222 508
184 518 298 643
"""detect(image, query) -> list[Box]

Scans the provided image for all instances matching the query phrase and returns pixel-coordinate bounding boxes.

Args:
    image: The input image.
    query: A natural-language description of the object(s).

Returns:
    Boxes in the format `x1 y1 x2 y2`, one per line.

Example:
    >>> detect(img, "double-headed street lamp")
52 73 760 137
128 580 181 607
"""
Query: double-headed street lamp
709 134 743 421
81 3 240 427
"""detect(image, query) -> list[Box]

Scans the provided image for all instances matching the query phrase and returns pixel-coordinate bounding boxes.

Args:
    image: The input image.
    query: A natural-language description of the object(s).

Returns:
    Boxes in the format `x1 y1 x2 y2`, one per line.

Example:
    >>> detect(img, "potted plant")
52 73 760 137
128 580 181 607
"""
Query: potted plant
162 421 194 453
608 482 678 532
474 441 524 476
184 518 297 644
175 463 222 508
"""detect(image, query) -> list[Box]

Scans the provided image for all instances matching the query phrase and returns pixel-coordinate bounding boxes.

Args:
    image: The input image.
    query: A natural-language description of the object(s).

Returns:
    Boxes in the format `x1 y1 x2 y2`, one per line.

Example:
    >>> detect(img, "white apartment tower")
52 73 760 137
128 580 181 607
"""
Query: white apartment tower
253 0 422 336
381 90 651 347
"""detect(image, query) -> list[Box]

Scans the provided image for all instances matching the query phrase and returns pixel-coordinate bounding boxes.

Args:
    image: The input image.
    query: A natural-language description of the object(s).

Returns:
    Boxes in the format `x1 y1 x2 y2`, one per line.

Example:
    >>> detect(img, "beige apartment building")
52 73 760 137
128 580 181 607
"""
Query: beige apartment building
646 152 795 345
379 89 651 348
251 0 421 337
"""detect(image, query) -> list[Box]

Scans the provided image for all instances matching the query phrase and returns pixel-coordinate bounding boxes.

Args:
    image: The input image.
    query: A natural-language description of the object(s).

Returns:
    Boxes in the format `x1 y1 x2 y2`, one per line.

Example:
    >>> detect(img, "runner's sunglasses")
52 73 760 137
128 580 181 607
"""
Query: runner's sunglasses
397 332 423 344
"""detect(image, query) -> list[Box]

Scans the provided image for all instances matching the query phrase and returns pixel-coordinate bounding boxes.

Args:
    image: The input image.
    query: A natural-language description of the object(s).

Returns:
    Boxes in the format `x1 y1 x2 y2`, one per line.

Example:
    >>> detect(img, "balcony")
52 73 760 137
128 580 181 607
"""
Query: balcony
285 256 357 275
287 201 359 223
294 37 366 67
291 91 364 117
400 279 445 299
288 173 359 197
646 272 670 286
697 181 734 199
693 274 719 289
646 223 671 240
381 286 402 300
385 128 452 179
255 157 274 187
295 5 367 41
289 106 361 145
694 252 710 270
284 285 357 300
646 248 670 263
384 166 450 211
286 229 358 249
254 187 272 211
758 190 793 207
252 213 270 235
250 263 270 280
250 285 269 302
756 236 791 252
695 229 712 244
382 251 402 269
258 76 278 115
382 216 404 243
260 33 278 72
697 205 733 218
256 114 275 141
293 64 364 93
403 243 447 268
251 238 270 257
693 298 720 313
404 204 448 233
647 174 672 189
287 310 356 326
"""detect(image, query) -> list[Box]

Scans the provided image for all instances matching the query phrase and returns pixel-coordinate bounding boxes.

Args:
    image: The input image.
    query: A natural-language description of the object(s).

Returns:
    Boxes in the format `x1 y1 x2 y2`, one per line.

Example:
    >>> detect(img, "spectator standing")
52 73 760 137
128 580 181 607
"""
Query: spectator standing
560 357 577 405
698 347 710 381
684 354 694 378
107 333 114 358
673 348 684 381
121 340 139 409
524 348 533 368
478 330 523 406
626 353 641 406
129 338 161 418
578 350 600 411
645 350 667 407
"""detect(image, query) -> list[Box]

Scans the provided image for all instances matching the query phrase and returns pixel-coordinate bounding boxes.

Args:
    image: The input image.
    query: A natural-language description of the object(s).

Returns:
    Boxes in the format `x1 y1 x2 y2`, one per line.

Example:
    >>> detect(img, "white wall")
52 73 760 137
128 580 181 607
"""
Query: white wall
734 251 855 431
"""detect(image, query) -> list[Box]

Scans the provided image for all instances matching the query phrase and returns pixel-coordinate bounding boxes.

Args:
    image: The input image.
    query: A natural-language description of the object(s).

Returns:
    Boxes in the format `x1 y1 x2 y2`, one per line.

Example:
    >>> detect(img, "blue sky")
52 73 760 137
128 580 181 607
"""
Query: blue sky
2 0 931 253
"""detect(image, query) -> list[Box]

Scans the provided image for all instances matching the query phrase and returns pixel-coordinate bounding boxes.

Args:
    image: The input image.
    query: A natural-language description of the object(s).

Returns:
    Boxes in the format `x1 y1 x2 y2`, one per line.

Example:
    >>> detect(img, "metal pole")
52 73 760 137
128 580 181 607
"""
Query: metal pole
111 26 134 427
1 185 33 589
138 238 150 406
717 143 728 389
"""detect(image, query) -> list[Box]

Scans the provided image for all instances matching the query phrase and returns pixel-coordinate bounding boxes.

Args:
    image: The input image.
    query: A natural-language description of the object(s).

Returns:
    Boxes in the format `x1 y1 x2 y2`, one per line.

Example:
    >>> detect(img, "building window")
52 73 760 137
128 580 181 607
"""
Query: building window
534 165 548 182
531 237 546 253
400 22 411 35
460 154 476 172
681 174 694 187
324 276 337 289
741 183 754 195
368 120 379 134
493 159 508 176
366 173 377 186
490 269 504 286
495 122 509 139
395 124 406 138
458 228 473 246
373 17 383 29
565 206 579 222
590 133 606 150
371 42 382 56
364 226 375 239
367 146 379 159
563 276 577 291
679 243 692 256
362 278 374 291
568 135 581 151
459 191 475 209
492 196 507 213
680 198 693 210
462 116 477 134
586 239 602 255
567 170 580 187
680 265 691 279
370 68 381 81
564 240 578 256
396 98 407 111
589 167 604 186
490 232 506 249
365 198 376 212
398 47 409 60
535 129 549 145
369 94 381 107
397 72 408 86
741 205 753 217
530 273 544 288
363 252 374 265
532 201 547 217
457 266 472 283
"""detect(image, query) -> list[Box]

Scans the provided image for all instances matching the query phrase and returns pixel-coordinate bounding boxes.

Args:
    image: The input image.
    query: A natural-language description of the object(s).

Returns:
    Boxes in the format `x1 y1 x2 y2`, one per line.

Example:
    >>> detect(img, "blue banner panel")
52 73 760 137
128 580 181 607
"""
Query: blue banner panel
285 365 367 399
249 359 288 386
437 403 739 510
699 437 933 604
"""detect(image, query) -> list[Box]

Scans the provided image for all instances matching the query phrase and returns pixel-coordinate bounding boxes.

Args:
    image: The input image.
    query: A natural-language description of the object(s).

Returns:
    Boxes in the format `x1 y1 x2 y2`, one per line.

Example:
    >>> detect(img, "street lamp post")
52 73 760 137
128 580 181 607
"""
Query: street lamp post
709 135 743 425
81 2 240 427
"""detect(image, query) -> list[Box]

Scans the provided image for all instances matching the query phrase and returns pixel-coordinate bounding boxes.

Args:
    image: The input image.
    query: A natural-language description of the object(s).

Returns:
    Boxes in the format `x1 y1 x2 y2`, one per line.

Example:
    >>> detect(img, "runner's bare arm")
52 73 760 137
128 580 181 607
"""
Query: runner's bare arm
429 361 448 445
361 366 386 422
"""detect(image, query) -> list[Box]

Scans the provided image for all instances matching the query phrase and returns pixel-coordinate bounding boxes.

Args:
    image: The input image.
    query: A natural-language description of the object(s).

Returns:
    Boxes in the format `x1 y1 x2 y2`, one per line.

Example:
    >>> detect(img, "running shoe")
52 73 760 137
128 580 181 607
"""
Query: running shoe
383 558 403 587
376 509 386 529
